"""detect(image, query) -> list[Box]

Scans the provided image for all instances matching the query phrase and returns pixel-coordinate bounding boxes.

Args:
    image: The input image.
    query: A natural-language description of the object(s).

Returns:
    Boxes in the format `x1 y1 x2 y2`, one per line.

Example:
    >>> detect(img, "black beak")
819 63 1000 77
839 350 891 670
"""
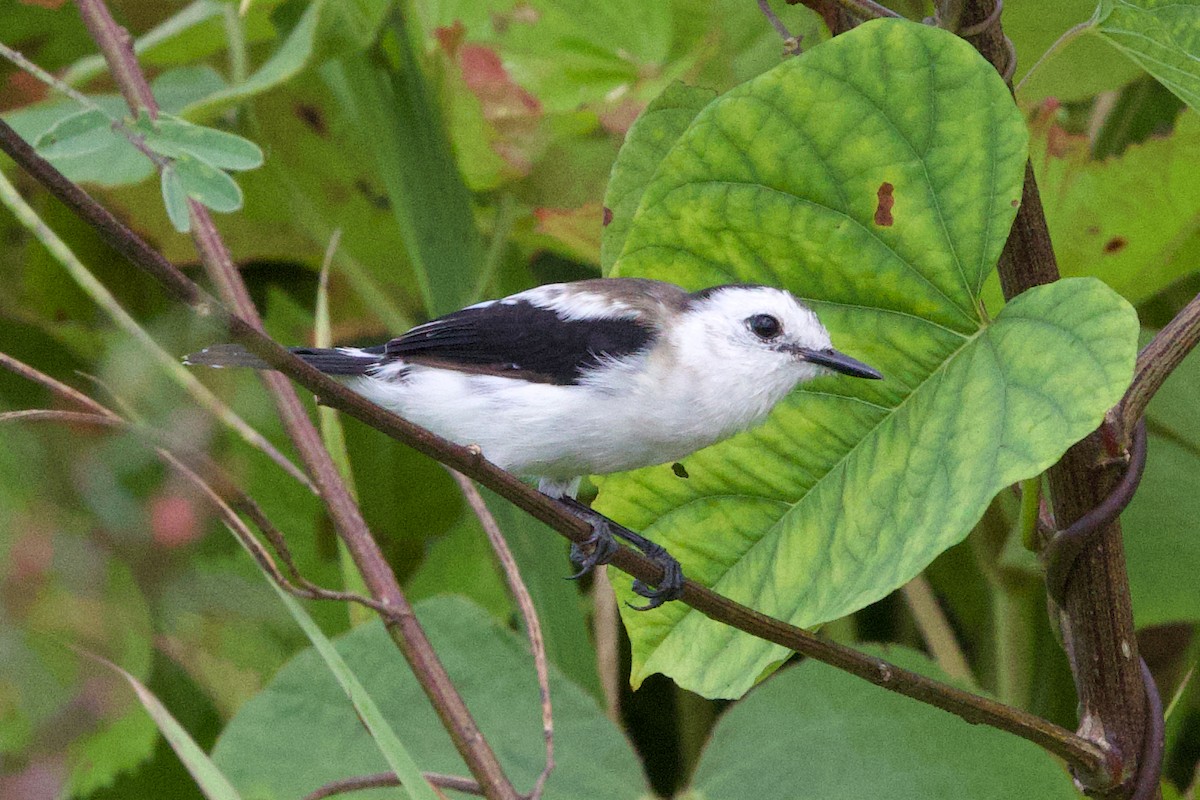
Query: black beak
796 347 883 380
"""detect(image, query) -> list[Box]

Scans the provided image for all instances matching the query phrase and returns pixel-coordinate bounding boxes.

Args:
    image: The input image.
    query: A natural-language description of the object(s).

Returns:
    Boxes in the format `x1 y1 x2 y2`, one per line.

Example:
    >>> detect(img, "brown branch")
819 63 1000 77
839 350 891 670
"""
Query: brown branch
65 4 521 797
0 116 1111 780
0 353 113 417
1117 290 1200 436
451 473 555 800
301 771 484 800
75 0 159 116
961 1 1155 794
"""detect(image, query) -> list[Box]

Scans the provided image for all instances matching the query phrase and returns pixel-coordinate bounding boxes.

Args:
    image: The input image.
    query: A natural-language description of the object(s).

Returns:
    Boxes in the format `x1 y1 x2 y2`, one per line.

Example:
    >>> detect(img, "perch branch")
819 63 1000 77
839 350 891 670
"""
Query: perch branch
0 116 1109 779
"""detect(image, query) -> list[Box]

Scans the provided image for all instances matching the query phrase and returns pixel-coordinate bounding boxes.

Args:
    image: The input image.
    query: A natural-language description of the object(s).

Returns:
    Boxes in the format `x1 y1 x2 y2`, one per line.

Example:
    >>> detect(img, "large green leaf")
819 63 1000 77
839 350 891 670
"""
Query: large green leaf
599 19 1138 698
212 596 648 800
1093 0 1200 113
1031 108 1200 305
686 646 1077 800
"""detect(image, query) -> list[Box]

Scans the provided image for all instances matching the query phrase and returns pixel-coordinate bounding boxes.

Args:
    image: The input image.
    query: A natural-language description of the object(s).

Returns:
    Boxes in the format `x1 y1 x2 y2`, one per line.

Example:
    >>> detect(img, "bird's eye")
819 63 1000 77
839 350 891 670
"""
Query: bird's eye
746 314 782 340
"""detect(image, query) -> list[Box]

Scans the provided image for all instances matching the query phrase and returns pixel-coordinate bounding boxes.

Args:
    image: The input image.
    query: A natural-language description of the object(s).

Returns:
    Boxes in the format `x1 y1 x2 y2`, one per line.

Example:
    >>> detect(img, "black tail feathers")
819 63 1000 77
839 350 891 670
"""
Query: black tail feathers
184 344 381 376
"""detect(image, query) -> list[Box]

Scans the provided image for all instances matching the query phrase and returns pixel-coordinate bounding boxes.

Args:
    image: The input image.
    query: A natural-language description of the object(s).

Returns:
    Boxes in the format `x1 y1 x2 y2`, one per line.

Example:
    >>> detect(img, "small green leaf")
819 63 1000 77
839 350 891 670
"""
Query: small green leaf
601 19 1138 698
174 155 244 213
33 108 114 159
601 82 716 273
4 96 155 186
143 113 264 170
160 166 192 233
1093 0 1200 112
689 646 1078 800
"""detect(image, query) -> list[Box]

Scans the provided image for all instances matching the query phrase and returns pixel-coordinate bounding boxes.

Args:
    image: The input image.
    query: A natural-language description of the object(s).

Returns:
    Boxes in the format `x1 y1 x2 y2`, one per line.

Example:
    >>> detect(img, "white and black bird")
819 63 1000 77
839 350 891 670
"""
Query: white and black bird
187 278 882 608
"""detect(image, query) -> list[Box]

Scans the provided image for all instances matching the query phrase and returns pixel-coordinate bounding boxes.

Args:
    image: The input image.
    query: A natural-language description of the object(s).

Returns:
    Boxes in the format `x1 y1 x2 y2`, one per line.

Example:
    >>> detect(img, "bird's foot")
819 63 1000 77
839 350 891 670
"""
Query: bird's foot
557 496 685 611
567 521 621 578
626 538 684 611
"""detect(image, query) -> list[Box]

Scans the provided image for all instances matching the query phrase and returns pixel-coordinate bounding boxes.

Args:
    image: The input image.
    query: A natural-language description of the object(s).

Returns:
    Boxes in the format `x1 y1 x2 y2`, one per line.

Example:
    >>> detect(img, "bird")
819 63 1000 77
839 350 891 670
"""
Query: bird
187 277 882 608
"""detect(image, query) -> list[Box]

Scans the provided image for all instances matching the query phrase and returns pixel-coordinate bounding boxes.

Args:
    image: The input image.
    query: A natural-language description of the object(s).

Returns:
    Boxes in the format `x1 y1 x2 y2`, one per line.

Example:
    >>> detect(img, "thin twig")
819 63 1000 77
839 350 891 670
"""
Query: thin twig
301 771 484 800
451 473 555 800
65 3 522 796
900 574 974 684
0 353 113 417
1118 290 1200 437
830 0 902 20
1014 20 1093 95
756 0 803 55
0 114 1112 780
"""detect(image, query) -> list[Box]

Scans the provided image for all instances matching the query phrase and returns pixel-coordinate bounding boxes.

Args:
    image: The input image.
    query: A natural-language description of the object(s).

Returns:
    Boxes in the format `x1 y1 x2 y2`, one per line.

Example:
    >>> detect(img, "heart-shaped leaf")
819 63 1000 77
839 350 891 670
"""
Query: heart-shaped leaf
600 19 1138 698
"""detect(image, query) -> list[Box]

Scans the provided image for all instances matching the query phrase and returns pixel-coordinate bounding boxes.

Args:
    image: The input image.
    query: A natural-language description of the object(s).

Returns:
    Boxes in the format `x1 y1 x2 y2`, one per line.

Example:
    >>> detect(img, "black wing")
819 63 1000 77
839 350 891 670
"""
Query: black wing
384 300 658 385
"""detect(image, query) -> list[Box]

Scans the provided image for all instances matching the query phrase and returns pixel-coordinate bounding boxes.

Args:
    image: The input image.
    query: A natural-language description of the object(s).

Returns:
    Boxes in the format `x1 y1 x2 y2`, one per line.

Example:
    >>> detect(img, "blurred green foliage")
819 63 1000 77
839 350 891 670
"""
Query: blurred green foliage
0 1 1198 798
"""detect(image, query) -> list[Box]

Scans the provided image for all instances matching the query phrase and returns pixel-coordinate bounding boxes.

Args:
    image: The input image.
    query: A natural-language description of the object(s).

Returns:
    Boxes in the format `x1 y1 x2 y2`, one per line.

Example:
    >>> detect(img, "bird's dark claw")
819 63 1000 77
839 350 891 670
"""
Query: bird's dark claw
566 522 620 579
626 541 684 611
556 495 685 611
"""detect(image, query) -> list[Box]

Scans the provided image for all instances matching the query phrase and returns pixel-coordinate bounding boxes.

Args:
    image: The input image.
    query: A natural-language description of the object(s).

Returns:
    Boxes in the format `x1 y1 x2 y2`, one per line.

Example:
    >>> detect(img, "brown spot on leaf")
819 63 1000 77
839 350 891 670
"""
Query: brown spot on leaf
603 207 613 226
1103 237 1128 254
1086 225 1101 236
874 182 894 227
671 462 689 479
294 103 327 136
1011 199 1019 207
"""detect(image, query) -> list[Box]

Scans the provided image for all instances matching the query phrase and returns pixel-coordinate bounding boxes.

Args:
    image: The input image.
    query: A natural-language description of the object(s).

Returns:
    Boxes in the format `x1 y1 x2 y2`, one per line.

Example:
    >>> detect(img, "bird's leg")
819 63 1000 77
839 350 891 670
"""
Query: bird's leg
556 496 685 610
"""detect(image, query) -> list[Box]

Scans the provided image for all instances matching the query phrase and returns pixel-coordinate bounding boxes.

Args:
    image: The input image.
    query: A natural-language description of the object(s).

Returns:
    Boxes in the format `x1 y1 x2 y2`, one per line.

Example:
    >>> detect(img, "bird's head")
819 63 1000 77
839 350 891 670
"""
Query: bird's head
679 285 883 384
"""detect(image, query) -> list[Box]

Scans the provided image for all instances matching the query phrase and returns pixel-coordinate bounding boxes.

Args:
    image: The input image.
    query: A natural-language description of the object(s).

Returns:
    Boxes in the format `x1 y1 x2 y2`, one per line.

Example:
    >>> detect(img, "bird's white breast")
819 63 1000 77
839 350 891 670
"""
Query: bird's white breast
346 342 802 482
